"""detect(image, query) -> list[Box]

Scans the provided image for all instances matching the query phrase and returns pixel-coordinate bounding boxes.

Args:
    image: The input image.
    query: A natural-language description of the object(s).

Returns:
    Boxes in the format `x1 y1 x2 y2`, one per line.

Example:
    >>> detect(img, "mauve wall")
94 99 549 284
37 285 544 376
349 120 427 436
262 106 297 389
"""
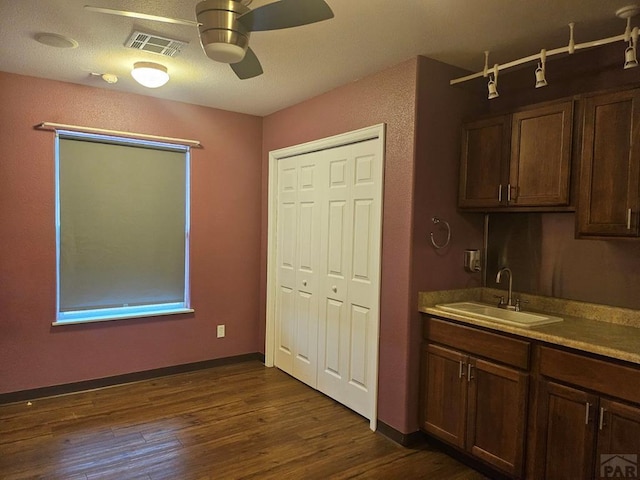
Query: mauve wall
0 72 263 394
481 43 640 310
261 59 419 432
408 57 485 429
486 213 640 310
261 57 485 433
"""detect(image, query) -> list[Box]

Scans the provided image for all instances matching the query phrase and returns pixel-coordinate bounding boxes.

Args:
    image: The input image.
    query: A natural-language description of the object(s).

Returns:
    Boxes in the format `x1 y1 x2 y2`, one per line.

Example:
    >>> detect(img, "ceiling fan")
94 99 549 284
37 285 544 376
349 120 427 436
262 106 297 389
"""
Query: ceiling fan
85 0 334 79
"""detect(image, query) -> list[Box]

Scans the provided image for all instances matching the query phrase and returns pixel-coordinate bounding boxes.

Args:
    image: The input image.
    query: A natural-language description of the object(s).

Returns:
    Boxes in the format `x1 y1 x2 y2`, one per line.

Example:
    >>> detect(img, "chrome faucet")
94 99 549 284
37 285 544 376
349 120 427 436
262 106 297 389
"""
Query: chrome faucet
495 267 516 311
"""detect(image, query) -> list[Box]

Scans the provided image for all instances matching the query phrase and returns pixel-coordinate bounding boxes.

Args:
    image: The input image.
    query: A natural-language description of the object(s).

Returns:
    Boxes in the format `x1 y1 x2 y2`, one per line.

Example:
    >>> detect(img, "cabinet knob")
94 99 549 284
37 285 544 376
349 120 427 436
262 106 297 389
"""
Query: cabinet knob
332 286 337 293
302 280 307 287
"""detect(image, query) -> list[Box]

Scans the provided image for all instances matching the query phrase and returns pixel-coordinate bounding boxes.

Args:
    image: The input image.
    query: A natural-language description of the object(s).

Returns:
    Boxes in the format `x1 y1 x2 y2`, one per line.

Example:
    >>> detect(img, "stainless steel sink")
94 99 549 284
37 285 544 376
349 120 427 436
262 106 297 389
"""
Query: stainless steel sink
435 302 563 327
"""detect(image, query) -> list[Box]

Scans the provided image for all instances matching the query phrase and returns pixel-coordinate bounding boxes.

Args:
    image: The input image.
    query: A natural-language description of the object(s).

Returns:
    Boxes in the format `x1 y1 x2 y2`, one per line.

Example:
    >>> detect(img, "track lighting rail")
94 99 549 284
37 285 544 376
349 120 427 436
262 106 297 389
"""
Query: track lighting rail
451 6 640 87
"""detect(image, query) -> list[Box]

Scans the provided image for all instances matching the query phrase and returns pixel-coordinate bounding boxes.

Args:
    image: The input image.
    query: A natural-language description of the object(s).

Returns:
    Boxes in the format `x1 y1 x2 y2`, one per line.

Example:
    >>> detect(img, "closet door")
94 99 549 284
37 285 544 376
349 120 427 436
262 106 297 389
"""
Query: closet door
274 154 323 388
317 139 382 418
272 132 383 423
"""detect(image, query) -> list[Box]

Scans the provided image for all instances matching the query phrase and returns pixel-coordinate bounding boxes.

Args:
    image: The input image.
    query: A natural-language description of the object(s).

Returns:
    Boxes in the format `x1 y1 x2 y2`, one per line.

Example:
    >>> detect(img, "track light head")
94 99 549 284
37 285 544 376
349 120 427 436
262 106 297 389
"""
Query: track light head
625 42 639 69
535 62 548 88
487 75 499 99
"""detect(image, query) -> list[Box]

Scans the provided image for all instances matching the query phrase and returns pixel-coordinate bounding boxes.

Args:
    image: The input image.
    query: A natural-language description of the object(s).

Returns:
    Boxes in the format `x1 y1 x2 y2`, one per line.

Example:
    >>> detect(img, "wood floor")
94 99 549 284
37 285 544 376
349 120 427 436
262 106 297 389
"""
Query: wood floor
0 361 486 479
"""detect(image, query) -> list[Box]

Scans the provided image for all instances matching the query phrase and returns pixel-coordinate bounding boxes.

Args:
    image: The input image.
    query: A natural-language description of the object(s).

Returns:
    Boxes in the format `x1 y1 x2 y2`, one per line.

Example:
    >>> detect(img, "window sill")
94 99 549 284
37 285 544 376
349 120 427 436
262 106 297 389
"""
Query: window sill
52 308 195 326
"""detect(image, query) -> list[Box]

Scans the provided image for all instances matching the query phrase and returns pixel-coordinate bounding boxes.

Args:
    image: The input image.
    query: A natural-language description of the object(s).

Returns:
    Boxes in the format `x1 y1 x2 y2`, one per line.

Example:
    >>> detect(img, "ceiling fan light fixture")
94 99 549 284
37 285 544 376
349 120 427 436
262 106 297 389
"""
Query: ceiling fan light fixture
86 0 334 80
131 62 169 88
196 0 250 64
203 42 247 63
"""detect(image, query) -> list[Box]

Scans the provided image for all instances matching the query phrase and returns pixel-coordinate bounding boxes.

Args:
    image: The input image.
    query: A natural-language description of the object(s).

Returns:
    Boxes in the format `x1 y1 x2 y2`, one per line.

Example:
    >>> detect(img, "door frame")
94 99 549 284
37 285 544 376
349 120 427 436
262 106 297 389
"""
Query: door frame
265 123 386 431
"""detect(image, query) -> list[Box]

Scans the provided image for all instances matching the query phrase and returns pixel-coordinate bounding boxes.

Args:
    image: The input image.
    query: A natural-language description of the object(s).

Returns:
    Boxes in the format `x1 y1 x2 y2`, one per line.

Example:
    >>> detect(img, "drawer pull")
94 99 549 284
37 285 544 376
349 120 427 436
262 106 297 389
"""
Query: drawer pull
585 402 592 425
599 407 607 430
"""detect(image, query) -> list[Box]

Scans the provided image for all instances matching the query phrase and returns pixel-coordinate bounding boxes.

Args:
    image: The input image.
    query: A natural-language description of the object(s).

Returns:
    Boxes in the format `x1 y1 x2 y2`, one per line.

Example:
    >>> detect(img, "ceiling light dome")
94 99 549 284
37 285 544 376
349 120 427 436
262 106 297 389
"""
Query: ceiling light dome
131 62 169 88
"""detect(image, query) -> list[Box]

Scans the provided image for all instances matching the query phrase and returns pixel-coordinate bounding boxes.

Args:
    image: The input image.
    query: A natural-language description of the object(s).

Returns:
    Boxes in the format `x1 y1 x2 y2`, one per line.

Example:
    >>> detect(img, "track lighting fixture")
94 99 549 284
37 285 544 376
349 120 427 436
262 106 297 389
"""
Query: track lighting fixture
535 49 548 88
487 65 499 99
487 75 498 99
534 63 548 87
625 40 638 68
450 5 640 90
624 22 639 69
623 11 639 69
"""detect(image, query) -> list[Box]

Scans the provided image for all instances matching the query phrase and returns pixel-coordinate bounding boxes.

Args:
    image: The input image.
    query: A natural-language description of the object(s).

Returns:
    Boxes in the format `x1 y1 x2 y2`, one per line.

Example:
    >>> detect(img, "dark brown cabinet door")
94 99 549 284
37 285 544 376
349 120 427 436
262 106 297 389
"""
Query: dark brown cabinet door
421 344 467 448
540 381 598 480
422 342 530 478
596 398 640 477
509 102 573 206
466 358 528 478
459 116 510 208
578 88 640 236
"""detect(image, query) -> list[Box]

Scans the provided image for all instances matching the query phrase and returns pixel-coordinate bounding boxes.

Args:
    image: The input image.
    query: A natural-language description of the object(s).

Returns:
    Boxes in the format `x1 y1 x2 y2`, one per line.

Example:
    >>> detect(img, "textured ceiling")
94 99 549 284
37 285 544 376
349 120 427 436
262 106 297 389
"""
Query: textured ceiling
0 0 637 116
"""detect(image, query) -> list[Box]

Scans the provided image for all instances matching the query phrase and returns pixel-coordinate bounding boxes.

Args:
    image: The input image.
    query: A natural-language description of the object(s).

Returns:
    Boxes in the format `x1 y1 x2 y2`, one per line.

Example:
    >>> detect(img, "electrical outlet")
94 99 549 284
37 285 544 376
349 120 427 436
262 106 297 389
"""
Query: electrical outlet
217 324 225 338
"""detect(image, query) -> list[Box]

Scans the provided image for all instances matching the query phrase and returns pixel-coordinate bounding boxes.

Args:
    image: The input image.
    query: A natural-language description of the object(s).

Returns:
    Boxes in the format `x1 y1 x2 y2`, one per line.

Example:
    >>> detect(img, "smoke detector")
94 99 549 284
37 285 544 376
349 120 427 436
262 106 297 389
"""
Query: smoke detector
101 73 118 84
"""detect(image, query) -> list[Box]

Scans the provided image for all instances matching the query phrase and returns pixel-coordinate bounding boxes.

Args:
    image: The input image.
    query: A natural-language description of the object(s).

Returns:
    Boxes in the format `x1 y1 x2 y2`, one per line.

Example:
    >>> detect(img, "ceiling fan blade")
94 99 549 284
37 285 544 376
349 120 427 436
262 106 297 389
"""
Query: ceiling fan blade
230 47 263 79
237 0 334 32
84 5 198 27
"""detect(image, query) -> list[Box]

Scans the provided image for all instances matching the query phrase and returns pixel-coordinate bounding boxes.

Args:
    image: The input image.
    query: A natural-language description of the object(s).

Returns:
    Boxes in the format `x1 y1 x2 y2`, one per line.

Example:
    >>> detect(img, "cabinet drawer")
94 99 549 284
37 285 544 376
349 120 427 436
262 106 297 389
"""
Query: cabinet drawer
539 346 640 404
426 317 530 369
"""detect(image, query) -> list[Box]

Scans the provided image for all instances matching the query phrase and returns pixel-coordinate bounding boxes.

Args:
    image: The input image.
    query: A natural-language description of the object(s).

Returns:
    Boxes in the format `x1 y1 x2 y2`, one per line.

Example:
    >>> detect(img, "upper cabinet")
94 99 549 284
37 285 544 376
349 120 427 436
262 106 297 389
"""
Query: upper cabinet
459 101 574 211
459 115 510 209
509 102 573 207
577 88 640 237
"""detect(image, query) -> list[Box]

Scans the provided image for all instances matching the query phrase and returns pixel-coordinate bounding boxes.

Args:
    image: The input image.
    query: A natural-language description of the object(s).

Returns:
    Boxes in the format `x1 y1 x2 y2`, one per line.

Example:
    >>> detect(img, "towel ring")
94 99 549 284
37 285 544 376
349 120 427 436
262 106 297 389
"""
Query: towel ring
430 217 451 249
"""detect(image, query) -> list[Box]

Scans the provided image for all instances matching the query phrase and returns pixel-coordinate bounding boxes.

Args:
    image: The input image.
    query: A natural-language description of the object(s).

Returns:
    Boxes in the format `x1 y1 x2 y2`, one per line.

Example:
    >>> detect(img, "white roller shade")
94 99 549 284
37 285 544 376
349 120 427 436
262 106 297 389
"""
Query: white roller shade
56 133 189 320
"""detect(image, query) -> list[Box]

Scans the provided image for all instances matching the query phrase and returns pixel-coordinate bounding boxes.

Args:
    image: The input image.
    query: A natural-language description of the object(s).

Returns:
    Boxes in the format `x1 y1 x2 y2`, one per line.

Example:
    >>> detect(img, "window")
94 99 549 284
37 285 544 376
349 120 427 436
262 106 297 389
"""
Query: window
54 131 192 324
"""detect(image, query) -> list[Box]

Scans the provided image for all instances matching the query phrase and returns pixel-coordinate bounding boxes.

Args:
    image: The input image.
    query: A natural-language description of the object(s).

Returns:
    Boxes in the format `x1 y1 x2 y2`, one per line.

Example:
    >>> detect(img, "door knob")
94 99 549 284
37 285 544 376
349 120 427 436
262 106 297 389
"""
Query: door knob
332 286 337 293
302 280 307 286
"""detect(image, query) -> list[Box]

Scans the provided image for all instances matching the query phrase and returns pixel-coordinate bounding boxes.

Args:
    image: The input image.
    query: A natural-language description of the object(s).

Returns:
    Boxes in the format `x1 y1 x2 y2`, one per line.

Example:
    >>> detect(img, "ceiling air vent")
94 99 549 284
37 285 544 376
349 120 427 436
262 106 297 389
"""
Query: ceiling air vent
125 31 187 57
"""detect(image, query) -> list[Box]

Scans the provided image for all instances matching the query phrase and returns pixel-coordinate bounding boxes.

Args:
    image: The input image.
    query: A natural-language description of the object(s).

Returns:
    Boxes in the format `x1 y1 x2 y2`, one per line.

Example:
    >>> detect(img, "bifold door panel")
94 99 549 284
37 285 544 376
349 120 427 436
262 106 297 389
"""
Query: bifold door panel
274 138 383 420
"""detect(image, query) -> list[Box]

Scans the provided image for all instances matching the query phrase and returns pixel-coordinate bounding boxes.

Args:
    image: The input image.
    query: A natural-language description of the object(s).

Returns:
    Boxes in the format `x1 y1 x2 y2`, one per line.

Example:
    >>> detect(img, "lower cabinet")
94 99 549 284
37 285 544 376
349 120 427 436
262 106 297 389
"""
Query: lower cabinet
421 316 640 479
535 347 640 479
467 357 528 475
537 380 640 479
421 319 529 478
422 344 467 447
597 398 640 468
537 381 598 479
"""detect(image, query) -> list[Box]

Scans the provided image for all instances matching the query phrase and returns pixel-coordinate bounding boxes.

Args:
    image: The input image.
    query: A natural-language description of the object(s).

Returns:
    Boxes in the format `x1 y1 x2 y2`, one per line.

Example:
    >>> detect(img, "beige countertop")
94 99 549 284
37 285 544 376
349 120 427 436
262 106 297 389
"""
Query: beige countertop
419 288 640 365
